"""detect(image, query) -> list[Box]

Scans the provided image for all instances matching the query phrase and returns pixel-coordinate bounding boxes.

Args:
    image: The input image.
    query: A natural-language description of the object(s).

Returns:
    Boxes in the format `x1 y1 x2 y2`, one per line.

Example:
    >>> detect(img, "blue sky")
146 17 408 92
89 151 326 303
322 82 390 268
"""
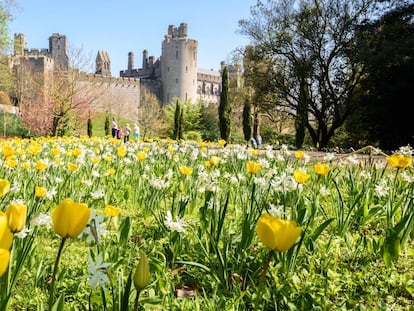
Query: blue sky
9 0 257 76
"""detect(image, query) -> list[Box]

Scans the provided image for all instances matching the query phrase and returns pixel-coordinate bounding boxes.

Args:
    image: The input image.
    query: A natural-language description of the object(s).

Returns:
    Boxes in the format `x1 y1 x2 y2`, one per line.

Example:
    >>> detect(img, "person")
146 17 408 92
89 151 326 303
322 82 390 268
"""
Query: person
124 123 131 143
133 123 140 140
111 118 118 138
117 127 123 140
256 134 262 148
250 137 257 149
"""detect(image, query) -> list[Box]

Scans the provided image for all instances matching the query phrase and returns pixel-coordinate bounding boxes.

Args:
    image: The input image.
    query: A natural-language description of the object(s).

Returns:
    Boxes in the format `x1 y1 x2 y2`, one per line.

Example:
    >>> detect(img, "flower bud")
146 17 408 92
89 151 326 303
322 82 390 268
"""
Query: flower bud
5 202 27 233
133 251 149 292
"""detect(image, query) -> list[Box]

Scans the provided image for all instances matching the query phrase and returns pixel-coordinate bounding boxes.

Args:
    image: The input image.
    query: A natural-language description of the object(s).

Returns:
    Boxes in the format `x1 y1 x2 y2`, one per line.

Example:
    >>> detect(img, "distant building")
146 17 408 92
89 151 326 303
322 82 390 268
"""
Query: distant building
9 23 238 119
120 22 222 105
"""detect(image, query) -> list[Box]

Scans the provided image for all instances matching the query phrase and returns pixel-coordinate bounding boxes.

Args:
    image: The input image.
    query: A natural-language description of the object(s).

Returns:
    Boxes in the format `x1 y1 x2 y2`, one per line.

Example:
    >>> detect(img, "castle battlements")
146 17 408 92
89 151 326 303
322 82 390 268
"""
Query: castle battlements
79 72 140 87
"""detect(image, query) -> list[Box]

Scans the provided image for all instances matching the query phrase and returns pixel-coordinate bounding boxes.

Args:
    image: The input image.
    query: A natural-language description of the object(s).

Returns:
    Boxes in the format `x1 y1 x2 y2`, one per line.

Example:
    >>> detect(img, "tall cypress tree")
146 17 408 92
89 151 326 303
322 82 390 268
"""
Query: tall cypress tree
218 66 231 142
173 99 183 140
242 99 252 142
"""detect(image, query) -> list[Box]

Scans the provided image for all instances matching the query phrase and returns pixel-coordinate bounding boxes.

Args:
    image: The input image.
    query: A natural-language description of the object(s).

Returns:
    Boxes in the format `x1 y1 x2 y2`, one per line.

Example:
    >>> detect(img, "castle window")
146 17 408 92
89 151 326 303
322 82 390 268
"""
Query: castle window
185 93 188 100
176 50 178 59
186 66 188 72
167 67 170 72
176 78 178 84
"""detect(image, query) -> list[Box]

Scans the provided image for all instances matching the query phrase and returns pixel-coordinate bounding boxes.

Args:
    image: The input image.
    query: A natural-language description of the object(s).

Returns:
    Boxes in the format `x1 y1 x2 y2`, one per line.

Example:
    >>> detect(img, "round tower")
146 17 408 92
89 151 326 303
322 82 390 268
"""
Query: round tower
160 23 198 104
128 52 134 72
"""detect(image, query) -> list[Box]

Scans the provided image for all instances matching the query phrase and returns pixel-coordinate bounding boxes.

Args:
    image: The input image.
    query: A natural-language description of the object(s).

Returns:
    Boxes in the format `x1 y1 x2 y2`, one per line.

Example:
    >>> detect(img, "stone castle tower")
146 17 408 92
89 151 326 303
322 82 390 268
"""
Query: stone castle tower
120 23 210 105
13 32 69 72
160 23 198 104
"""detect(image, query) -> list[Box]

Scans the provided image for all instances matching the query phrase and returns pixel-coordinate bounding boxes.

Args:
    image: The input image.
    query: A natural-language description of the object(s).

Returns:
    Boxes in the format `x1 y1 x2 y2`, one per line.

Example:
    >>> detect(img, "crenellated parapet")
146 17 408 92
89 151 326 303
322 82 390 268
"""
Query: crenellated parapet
78 72 140 87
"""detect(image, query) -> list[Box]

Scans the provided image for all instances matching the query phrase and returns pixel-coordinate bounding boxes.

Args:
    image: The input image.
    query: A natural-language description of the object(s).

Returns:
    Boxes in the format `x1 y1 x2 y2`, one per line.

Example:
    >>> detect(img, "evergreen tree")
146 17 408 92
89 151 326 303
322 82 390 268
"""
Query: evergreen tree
104 115 110 136
218 66 231 142
173 99 183 140
242 99 252 142
87 117 93 137
350 3 414 150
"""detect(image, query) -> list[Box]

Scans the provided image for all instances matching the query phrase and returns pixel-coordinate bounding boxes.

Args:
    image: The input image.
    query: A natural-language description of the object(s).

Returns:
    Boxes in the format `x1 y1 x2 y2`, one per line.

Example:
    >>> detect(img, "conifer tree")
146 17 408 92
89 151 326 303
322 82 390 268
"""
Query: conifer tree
242 99 252 142
218 66 231 142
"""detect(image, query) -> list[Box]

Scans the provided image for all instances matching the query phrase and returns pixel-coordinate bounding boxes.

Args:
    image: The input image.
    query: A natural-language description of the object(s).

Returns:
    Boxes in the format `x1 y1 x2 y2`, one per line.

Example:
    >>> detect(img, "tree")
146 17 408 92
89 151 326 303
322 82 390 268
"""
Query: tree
218 66 231 142
239 0 376 148
138 88 166 139
349 3 414 150
87 115 93 137
0 1 13 92
200 103 220 141
16 45 106 136
104 114 110 136
173 99 183 140
242 98 253 141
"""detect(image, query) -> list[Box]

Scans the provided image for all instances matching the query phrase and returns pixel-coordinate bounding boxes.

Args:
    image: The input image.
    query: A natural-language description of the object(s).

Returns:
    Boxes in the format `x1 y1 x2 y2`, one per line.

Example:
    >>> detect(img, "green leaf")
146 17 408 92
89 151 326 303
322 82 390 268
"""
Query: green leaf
120 271 133 311
310 218 334 241
51 294 65 311
175 260 211 272
382 233 401 267
118 217 131 246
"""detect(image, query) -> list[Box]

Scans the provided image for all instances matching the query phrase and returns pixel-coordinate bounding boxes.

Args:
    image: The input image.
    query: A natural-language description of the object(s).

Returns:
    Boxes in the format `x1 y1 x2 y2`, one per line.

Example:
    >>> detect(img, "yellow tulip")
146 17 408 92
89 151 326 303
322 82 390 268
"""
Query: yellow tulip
218 139 226 147
256 213 302 252
294 151 305 159
168 146 175 153
107 168 116 175
104 205 121 217
0 248 10 277
5 202 27 233
136 152 146 161
117 145 127 157
179 166 193 176
51 148 61 156
293 170 310 184
35 186 48 198
246 161 261 174
52 198 91 238
91 156 101 164
209 156 220 166
314 162 330 175
133 251 150 292
67 163 79 172
0 212 13 250
2 145 15 158
0 179 10 197
5 158 17 168
386 154 412 168
72 148 83 157
35 160 48 171
21 162 31 169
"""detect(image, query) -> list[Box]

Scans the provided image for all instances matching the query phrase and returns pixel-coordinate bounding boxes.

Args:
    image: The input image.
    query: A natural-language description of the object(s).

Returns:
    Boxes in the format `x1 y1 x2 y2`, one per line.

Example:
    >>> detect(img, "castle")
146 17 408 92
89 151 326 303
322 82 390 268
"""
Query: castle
10 23 223 114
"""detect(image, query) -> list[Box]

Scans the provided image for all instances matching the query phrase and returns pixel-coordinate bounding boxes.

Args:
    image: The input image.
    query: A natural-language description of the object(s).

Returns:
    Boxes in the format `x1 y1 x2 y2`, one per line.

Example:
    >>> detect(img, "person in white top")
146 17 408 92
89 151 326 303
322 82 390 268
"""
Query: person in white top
133 123 140 140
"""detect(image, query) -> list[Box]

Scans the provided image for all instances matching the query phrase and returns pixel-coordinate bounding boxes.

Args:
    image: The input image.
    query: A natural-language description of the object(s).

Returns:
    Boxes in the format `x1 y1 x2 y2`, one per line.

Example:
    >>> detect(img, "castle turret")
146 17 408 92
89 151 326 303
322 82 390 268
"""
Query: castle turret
161 22 198 104
49 33 69 71
14 33 25 56
142 50 148 70
128 52 134 73
96 50 111 77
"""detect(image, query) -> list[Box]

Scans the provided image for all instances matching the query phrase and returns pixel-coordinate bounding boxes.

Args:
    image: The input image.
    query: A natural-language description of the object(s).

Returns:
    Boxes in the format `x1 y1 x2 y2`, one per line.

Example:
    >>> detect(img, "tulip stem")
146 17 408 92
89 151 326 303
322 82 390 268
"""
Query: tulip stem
133 290 141 311
48 237 66 310
255 250 274 309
